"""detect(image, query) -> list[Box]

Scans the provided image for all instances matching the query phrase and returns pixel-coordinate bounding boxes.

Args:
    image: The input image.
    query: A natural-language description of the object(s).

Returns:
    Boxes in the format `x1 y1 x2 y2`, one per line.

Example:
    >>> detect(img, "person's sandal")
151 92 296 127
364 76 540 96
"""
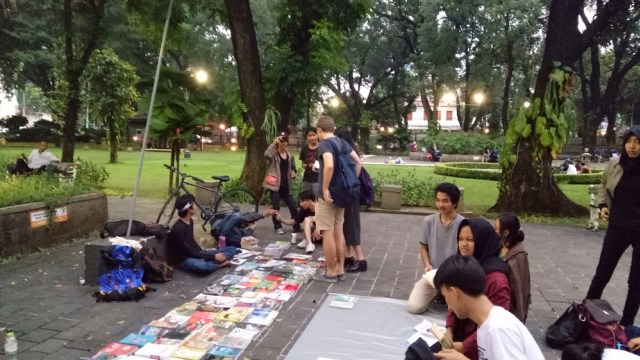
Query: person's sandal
312 273 337 283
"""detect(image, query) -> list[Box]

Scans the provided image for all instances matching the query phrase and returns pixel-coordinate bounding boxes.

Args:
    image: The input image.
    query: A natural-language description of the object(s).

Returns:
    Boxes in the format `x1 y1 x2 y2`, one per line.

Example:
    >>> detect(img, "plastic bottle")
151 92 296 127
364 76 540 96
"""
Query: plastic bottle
4 331 17 360
218 236 226 249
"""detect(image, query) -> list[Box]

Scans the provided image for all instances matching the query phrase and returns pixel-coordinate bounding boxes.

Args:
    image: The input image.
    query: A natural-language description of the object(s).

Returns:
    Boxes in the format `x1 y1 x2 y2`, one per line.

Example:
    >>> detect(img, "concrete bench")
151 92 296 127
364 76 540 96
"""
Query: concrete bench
440 154 484 162
83 235 168 286
408 152 429 161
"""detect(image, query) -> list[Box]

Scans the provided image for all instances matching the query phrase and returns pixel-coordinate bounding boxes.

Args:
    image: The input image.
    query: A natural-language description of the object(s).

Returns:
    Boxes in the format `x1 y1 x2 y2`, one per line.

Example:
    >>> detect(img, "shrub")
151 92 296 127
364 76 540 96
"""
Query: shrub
418 132 502 155
435 162 602 184
371 169 442 207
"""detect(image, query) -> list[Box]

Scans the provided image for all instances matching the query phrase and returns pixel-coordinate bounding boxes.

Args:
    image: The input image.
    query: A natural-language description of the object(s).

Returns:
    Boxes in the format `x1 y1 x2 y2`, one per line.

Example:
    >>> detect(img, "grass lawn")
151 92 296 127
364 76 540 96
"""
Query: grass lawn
1 145 593 224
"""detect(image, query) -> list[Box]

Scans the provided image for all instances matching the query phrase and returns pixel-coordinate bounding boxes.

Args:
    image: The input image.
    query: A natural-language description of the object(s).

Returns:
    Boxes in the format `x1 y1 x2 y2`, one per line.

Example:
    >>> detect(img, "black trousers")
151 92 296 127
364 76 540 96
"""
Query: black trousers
270 188 299 231
586 226 640 326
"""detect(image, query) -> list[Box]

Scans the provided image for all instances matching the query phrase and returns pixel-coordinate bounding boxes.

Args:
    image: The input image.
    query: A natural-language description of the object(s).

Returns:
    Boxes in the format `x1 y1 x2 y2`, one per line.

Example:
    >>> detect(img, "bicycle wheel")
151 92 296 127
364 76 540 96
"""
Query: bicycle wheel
156 194 177 226
214 188 258 215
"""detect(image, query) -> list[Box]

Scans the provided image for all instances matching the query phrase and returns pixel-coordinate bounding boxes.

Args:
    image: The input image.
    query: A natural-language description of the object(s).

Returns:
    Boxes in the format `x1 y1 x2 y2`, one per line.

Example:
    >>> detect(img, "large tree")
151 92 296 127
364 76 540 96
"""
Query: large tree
493 0 632 215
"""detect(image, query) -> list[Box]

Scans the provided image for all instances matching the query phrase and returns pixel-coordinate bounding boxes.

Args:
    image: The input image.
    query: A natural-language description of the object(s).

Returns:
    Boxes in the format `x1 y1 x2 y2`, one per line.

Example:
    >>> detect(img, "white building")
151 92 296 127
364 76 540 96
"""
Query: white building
0 87 19 120
406 97 461 131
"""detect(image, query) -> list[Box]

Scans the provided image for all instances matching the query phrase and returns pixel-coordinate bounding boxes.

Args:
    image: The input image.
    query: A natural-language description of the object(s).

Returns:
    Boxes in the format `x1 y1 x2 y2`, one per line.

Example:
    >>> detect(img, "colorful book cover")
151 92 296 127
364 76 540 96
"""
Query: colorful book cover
254 280 275 292
255 297 285 311
233 298 258 308
138 324 169 338
217 335 252 349
134 343 179 359
92 342 138 357
229 258 247 266
202 284 225 296
207 345 243 358
227 327 260 341
148 314 191 329
217 307 253 322
253 255 271 263
244 309 279 326
264 274 285 283
119 333 157 347
189 311 218 324
234 322 265 334
219 274 243 286
210 319 237 330
172 301 201 316
329 294 358 309
282 253 313 260
171 345 208 360
265 289 295 301
248 270 270 278
275 282 300 292
193 294 239 309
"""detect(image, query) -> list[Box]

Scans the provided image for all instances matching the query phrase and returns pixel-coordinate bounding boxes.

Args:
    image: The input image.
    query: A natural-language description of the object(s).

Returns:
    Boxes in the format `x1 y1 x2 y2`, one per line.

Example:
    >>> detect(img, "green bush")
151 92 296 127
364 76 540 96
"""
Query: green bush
224 176 303 206
0 159 109 207
418 132 502 155
435 162 602 184
371 168 442 206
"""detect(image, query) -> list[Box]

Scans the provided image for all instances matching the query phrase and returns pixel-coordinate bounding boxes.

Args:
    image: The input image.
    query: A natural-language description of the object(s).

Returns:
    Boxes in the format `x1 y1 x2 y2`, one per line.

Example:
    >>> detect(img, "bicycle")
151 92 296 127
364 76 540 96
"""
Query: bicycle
156 164 258 229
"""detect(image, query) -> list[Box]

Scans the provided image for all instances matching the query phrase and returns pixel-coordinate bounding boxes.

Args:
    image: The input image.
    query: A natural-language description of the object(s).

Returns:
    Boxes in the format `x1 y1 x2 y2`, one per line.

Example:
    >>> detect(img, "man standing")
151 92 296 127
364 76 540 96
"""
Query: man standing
433 255 544 360
10 141 59 175
299 128 320 194
407 182 464 314
312 115 362 282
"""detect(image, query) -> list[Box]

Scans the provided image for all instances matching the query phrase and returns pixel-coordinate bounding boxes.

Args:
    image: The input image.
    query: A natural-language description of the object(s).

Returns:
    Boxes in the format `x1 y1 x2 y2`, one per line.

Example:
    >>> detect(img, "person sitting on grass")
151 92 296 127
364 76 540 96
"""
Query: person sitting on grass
170 194 238 275
8 141 59 175
433 254 544 360
275 190 320 254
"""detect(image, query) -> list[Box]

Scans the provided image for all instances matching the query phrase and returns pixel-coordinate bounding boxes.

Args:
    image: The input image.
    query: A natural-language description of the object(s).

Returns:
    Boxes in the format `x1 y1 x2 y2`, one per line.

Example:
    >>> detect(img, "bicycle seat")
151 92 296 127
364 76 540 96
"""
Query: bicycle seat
212 175 230 182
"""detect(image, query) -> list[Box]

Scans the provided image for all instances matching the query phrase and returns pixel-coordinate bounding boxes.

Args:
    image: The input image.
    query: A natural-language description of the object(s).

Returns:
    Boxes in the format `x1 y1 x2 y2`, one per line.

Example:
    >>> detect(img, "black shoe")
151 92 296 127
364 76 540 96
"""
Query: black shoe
346 259 367 273
344 256 355 268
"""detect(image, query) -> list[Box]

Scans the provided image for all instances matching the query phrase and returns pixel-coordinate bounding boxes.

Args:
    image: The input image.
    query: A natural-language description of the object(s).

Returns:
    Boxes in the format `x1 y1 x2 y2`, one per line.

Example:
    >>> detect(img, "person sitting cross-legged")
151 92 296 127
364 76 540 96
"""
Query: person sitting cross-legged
433 254 544 360
170 194 238 275
275 190 320 254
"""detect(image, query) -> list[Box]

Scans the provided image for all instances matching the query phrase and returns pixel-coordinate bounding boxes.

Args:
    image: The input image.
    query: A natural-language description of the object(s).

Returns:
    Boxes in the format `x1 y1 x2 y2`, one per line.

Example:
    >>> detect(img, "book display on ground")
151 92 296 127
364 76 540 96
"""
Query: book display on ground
89 240 319 360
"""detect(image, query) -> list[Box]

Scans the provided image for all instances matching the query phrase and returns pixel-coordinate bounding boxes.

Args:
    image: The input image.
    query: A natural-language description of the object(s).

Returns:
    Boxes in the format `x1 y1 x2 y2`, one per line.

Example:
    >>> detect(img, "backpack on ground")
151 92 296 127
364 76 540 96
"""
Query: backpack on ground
94 245 153 302
100 220 147 238
359 167 374 207
583 299 627 348
140 247 173 283
326 137 361 208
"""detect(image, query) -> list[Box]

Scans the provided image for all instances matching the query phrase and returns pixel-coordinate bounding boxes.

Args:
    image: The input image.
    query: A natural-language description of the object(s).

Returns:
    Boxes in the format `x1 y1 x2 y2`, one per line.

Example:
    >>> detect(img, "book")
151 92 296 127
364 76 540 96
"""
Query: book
171 346 208 360
119 333 157 347
229 258 247 266
216 307 253 322
255 297 285 311
227 327 260 341
138 325 169 338
406 331 439 347
207 345 243 358
217 335 252 349
264 289 295 301
185 323 225 345
193 294 239 309
134 343 179 359
244 309 278 326
172 301 201 316
282 253 313 260
430 322 453 349
203 284 225 296
329 295 358 309
92 342 138 357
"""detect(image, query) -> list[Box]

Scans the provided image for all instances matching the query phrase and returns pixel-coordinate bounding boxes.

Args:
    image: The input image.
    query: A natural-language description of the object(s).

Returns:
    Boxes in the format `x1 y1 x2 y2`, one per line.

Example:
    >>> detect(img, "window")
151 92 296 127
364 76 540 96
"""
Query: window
437 111 442 121
407 112 413 121
446 111 453 121
424 111 429 120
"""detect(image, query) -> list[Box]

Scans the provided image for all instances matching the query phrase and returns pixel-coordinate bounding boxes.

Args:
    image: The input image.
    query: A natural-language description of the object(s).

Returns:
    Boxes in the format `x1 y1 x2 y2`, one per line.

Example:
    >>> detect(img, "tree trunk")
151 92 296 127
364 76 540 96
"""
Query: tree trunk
501 41 514 134
633 101 640 125
225 0 268 197
61 78 82 162
493 0 592 216
107 117 118 164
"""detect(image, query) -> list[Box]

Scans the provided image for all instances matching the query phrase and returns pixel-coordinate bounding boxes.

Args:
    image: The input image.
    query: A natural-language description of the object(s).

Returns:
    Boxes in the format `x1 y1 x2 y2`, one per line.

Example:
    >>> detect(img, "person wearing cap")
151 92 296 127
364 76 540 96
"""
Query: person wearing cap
169 194 238 274
587 125 640 327
264 132 299 235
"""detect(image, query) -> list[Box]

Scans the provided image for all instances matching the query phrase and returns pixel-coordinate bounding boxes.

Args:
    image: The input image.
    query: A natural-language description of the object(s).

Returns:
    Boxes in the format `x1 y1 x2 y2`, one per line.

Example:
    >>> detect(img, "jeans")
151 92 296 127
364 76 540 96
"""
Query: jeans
586 227 640 326
270 188 299 231
180 246 238 275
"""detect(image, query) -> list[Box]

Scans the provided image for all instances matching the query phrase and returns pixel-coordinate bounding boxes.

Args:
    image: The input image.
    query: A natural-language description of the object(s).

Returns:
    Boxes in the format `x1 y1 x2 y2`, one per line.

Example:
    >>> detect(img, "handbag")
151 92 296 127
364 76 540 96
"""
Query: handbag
546 302 587 349
264 173 278 187
583 299 627 348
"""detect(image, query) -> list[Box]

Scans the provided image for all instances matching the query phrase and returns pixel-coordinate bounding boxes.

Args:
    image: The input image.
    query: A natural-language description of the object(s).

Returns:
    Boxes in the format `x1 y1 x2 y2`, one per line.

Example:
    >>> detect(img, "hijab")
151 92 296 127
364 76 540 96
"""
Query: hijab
457 218 510 276
620 125 640 174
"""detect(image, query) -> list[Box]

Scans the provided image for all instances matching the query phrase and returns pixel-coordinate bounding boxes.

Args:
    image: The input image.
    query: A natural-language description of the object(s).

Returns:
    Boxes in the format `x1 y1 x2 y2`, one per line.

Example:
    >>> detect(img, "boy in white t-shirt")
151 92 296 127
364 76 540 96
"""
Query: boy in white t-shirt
433 255 544 360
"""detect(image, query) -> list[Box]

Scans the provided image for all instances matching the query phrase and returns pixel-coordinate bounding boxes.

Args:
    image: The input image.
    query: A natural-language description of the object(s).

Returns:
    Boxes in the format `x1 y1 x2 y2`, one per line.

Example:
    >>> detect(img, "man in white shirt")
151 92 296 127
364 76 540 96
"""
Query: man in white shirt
10 141 59 175
433 255 544 360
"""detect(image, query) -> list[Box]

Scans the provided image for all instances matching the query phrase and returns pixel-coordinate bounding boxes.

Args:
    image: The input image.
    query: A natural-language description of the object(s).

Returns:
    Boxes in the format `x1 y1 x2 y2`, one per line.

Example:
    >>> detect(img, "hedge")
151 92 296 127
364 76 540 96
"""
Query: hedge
434 162 603 184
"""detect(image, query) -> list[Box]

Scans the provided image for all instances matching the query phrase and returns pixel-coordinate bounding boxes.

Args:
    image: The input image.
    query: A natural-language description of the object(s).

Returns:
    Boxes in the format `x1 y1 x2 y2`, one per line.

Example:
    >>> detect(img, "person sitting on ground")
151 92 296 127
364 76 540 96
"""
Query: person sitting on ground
566 161 578 175
561 157 574 172
432 255 544 360
170 194 238 275
275 190 320 254
210 207 278 248
8 141 59 175
496 213 531 323
579 161 592 174
407 182 465 314
561 342 640 360
436 218 511 360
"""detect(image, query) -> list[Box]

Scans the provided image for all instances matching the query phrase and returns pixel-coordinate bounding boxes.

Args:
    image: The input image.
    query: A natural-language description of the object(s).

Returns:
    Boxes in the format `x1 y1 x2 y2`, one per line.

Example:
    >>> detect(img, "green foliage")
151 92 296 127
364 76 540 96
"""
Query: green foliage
74 158 110 189
435 162 602 184
554 173 602 185
418 132 501 155
371 169 441 207
262 106 280 143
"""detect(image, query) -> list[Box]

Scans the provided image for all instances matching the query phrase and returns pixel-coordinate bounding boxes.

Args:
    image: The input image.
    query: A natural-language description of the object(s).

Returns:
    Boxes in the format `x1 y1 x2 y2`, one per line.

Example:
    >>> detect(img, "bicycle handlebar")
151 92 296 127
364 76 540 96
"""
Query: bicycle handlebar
162 164 204 183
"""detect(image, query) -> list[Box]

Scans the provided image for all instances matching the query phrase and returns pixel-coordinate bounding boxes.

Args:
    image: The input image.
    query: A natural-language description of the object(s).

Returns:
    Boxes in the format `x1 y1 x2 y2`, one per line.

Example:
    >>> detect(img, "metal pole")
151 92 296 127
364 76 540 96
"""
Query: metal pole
126 0 174 236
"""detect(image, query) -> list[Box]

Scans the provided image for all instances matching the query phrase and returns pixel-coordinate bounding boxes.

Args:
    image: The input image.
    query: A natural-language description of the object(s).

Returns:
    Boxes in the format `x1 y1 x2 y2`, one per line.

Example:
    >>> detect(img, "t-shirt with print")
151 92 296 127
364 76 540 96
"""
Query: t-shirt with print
476 306 544 360
293 208 315 225
316 136 352 200
419 213 465 269
299 145 319 184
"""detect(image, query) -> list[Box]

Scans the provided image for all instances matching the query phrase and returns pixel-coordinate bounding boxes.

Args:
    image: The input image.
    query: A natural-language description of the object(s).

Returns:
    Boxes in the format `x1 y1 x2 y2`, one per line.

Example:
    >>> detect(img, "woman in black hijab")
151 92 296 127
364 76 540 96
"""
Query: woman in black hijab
443 218 511 360
587 125 640 326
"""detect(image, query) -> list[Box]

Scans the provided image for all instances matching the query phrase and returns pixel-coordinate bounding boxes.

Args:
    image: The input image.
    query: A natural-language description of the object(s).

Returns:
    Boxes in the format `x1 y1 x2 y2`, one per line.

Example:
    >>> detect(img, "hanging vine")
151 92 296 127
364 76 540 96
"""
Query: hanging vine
261 105 280 144
501 64 576 171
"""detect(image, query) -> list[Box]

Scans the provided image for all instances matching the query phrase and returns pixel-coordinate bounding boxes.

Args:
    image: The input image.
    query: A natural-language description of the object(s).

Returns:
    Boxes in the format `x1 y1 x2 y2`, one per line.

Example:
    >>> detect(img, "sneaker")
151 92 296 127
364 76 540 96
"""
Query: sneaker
276 228 285 235
346 259 368 273
344 256 355 268
297 239 309 249
318 256 326 262
305 242 315 254
337 273 346 281
312 272 337 283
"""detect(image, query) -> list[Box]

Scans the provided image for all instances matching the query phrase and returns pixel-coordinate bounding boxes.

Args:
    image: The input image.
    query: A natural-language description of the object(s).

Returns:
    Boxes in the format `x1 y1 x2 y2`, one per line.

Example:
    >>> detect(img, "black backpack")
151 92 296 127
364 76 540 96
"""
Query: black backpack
326 138 361 208
140 247 174 283
100 220 147 238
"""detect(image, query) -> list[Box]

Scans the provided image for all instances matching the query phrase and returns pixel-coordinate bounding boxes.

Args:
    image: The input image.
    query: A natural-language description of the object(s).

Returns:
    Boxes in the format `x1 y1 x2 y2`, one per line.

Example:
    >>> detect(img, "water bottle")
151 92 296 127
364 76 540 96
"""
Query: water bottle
218 236 226 249
4 331 17 360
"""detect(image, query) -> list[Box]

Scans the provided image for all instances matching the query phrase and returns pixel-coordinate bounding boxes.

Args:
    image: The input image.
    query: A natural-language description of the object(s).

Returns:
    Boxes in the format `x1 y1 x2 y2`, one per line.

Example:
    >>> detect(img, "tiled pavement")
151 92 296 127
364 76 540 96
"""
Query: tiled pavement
0 196 637 359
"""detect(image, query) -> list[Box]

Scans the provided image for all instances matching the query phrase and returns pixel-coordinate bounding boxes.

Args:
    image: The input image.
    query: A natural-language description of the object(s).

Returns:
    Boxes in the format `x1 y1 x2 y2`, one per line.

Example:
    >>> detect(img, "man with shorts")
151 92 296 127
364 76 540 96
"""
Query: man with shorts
407 182 465 314
275 190 320 254
312 115 362 282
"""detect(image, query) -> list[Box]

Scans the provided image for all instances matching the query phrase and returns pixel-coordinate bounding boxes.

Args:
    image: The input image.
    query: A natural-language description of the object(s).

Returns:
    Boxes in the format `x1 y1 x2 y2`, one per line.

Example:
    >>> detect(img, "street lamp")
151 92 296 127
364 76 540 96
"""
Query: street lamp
194 69 208 83
329 97 340 108
473 92 485 105
523 100 531 108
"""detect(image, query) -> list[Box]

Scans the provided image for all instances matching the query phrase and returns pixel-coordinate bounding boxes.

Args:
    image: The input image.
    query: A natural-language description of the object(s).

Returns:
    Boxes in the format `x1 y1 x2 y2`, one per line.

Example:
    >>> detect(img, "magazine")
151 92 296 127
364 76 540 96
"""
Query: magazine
329 295 358 309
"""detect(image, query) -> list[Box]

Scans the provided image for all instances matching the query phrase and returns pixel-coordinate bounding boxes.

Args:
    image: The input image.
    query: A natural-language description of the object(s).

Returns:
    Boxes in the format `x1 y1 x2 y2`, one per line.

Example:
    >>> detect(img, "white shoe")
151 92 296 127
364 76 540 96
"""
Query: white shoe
306 242 315 254
276 228 285 235
297 239 308 249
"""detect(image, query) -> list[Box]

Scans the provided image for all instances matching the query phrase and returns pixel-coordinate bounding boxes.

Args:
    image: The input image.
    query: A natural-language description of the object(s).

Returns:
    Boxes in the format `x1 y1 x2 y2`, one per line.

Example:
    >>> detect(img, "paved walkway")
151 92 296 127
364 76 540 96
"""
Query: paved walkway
0 196 636 359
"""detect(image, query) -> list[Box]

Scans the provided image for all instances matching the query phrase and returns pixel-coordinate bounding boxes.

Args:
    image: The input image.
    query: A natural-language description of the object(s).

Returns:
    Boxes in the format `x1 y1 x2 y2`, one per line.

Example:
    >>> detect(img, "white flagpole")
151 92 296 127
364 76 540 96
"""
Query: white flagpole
127 0 174 236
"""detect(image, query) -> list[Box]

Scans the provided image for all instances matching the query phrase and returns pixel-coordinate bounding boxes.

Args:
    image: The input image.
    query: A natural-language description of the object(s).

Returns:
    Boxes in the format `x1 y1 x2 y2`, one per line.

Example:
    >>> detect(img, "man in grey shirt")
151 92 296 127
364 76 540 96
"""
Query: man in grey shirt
407 182 464 314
